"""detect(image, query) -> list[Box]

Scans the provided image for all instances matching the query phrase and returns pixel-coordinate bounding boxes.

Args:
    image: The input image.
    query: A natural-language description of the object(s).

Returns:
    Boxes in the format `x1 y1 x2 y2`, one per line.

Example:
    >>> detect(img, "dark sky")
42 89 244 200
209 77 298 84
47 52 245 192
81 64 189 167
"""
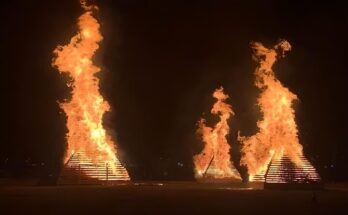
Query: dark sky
1 0 347 181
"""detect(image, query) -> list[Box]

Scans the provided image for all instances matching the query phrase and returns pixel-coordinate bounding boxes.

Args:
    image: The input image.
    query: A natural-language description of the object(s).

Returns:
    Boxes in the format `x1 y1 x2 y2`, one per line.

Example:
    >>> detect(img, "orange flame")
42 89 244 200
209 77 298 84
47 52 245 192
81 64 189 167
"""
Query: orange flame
239 40 304 181
194 87 241 180
52 1 129 180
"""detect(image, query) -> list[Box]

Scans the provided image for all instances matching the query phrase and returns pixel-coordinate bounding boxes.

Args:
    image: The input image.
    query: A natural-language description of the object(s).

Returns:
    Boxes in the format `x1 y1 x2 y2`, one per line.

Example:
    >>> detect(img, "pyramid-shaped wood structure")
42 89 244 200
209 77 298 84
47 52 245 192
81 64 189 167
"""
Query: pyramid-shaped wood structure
258 153 322 189
58 151 130 185
265 154 321 184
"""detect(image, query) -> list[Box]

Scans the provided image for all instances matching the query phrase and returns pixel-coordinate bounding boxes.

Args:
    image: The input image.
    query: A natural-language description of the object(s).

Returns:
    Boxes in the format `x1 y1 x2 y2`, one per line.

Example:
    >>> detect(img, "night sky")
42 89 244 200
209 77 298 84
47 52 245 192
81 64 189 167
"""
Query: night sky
1 0 347 181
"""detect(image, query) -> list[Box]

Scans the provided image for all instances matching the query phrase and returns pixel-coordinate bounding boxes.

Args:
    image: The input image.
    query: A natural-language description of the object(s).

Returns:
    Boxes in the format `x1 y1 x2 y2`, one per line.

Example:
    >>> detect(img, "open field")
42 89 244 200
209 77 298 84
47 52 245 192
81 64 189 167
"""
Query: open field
1 182 347 215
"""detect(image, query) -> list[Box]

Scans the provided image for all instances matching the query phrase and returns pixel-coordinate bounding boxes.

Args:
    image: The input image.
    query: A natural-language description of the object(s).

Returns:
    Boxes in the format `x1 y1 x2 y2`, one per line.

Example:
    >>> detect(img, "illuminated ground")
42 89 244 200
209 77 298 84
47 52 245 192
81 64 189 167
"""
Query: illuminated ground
0 182 347 215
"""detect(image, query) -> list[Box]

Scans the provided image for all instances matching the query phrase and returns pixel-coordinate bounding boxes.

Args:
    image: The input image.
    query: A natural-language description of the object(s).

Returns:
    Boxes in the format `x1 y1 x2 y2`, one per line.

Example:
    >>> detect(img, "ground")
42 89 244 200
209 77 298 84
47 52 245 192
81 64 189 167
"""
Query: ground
0 182 347 215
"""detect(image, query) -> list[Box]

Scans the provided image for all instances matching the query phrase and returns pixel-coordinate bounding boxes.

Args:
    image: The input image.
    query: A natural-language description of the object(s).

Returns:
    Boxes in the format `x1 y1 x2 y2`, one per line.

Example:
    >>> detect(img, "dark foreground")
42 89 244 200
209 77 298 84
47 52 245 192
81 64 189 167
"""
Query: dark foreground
0 182 347 215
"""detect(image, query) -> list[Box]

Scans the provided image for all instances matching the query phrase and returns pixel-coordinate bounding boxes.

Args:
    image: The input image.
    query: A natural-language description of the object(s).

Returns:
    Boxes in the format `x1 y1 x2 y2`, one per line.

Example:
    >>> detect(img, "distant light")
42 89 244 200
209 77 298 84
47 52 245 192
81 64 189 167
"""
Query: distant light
220 187 254 191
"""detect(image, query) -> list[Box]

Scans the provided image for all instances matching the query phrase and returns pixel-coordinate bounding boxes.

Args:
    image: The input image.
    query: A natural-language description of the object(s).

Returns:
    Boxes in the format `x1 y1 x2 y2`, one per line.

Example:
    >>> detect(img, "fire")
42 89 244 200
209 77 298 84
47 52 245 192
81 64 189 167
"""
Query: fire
194 87 241 180
52 1 129 180
239 40 304 181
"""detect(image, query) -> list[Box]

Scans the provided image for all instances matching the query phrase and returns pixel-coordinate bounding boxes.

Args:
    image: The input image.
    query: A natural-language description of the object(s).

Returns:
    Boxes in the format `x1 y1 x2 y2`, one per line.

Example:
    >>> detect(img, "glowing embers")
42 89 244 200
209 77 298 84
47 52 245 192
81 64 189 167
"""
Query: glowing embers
194 87 241 181
249 170 266 183
58 150 129 185
265 154 321 184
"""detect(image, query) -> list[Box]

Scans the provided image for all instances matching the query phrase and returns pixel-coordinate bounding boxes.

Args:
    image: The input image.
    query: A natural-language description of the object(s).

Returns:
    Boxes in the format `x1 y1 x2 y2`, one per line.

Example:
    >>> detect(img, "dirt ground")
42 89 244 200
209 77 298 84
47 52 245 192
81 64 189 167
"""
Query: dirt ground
0 182 347 215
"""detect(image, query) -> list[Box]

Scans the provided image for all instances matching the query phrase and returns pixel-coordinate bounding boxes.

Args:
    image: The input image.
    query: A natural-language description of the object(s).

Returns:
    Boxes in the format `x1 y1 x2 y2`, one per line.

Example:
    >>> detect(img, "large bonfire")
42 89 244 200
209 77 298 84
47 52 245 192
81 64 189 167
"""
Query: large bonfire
239 40 304 181
194 87 241 180
52 0 129 180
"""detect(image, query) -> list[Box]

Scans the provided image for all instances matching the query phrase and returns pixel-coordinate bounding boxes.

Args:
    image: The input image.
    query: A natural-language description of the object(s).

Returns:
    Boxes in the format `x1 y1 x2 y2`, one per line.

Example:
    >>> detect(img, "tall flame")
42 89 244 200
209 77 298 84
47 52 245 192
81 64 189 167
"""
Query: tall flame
194 87 241 180
52 1 126 178
239 40 304 181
